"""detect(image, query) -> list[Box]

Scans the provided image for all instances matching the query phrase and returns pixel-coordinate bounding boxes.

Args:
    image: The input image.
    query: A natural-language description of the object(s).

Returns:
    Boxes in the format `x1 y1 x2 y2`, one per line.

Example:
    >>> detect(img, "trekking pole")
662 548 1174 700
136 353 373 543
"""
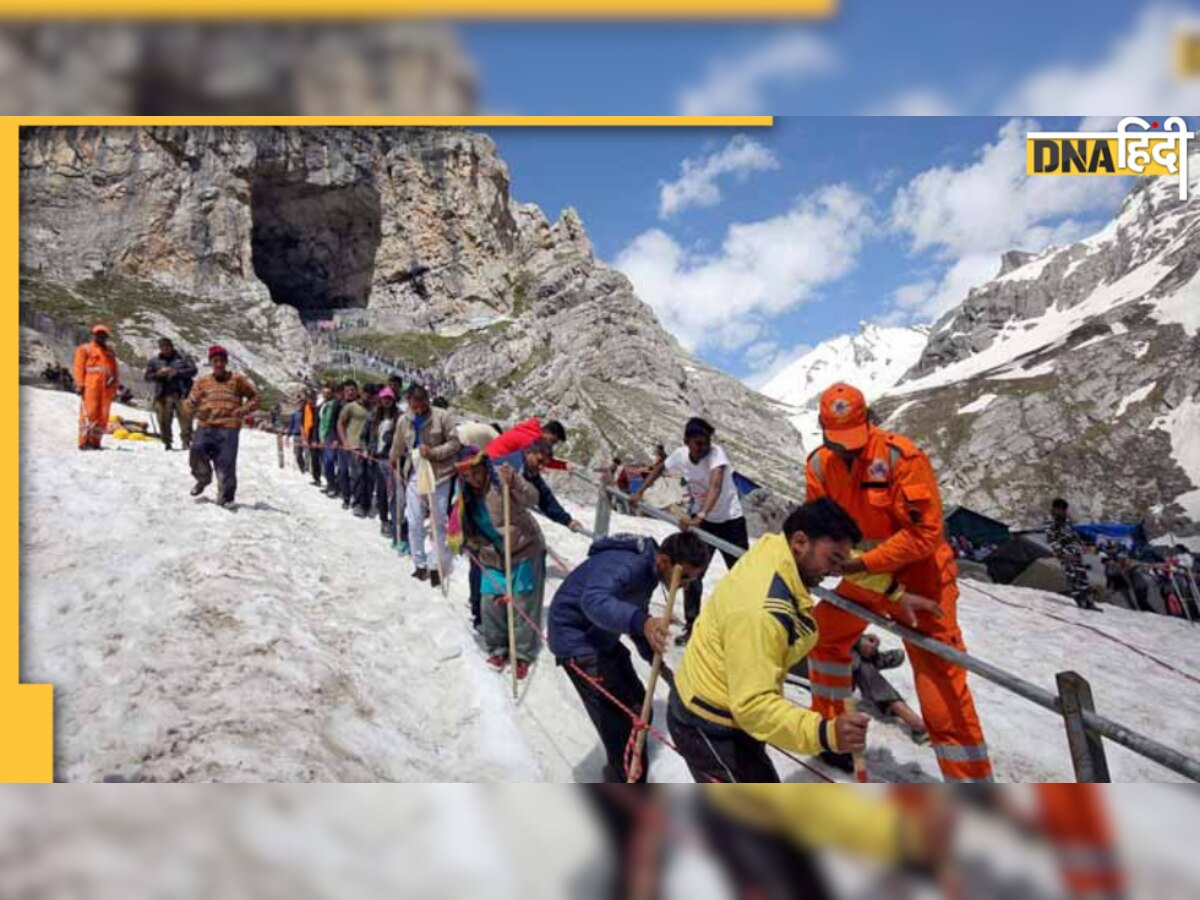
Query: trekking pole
628 564 683 783
1170 565 1196 625
504 480 519 701
418 454 450 598
844 697 870 783
276 434 285 469
394 456 404 557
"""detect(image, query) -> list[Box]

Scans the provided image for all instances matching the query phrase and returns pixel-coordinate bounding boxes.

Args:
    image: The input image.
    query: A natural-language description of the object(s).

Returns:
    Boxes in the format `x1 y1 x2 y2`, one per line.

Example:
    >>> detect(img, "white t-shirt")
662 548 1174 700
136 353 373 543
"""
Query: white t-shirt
664 444 743 524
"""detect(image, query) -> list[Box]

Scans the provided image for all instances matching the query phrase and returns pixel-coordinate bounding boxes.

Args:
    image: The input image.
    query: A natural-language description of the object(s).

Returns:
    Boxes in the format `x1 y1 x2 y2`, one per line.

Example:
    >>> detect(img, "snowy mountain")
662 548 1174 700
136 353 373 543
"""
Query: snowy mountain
874 159 1200 535
758 322 929 452
21 387 1200 787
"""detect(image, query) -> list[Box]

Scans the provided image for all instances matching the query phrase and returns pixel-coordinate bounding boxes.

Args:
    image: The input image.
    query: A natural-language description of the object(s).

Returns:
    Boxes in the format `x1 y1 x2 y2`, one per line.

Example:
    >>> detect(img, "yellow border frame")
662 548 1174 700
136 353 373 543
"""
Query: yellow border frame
3 114 771 782
0 2 836 18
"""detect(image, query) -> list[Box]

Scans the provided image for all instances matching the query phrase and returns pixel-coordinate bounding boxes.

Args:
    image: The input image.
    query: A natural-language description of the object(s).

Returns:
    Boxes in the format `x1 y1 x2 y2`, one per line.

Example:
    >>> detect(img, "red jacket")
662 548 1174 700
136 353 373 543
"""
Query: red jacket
487 417 545 460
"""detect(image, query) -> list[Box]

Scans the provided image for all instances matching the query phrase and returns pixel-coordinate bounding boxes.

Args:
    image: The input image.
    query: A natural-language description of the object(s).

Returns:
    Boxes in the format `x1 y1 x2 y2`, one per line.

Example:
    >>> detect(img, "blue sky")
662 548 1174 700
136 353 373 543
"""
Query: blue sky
458 3 1200 383
481 117 1137 382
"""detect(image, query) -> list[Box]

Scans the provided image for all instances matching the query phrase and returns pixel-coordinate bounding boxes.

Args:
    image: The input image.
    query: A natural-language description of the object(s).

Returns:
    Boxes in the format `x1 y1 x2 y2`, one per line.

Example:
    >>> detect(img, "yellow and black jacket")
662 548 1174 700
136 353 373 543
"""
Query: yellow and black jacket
674 534 900 756
703 785 923 864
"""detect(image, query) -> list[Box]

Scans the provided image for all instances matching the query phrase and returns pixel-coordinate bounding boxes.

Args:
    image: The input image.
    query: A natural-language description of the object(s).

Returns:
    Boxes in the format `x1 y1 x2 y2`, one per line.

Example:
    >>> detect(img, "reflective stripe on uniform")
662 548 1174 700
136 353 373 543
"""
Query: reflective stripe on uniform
85 366 112 373
808 659 853 678
943 774 996 783
809 682 852 700
933 742 991 763
1055 846 1120 873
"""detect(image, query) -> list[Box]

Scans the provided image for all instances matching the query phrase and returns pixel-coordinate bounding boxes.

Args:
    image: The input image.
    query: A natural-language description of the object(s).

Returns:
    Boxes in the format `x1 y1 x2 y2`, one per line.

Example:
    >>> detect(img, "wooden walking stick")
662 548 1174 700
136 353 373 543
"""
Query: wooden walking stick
503 479 519 700
417 453 450 598
394 454 404 557
627 564 683 783
276 433 285 469
844 696 870 783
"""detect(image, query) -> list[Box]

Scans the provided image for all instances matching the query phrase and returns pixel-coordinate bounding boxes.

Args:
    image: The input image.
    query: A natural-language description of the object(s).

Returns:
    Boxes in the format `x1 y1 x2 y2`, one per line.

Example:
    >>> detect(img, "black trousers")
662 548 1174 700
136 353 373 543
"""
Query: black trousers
309 443 322 484
190 427 240 504
580 786 665 900
697 797 832 900
293 440 308 474
563 646 649 783
684 517 749 630
667 690 778 783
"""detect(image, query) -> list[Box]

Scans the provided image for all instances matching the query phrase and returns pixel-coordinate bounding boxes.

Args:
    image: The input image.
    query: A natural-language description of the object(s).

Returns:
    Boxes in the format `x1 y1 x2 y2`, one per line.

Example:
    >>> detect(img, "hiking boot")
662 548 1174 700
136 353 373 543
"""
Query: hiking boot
429 571 441 589
379 521 391 537
342 499 351 510
352 506 367 519
163 444 173 452
515 660 531 681
412 567 429 582
216 497 234 509
190 482 207 497
486 654 507 672
910 728 930 746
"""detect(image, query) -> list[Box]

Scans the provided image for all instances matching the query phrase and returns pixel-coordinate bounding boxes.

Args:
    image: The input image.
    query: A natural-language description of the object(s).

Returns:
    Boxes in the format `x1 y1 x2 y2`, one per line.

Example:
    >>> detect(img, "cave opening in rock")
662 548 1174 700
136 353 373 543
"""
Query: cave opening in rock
250 177 382 318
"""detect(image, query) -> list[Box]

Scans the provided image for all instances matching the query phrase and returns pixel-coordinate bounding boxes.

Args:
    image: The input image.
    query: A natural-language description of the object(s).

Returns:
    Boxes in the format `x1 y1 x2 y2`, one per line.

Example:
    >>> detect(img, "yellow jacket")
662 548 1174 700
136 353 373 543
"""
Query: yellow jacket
674 534 899 755
703 785 921 864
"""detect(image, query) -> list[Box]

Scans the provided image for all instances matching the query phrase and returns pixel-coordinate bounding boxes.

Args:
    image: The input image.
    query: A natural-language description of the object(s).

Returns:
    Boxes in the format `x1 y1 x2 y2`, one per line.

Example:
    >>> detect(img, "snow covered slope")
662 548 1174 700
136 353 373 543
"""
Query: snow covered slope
876 160 1200 534
19 386 1200 784
758 322 929 451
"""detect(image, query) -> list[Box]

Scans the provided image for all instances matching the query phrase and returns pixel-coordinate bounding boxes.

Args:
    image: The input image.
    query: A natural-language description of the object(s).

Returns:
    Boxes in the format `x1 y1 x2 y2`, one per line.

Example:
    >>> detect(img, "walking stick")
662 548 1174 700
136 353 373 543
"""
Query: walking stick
394 455 404 557
417 453 450 598
844 696 870 783
504 479 519 700
627 564 683 783
276 433 285 469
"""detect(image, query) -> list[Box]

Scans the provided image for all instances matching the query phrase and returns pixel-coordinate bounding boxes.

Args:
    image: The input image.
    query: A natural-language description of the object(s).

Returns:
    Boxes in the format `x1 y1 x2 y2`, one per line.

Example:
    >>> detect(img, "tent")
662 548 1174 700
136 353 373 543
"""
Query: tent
1012 557 1070 594
1073 522 1148 549
732 471 761 498
944 505 1011 548
986 535 1055 585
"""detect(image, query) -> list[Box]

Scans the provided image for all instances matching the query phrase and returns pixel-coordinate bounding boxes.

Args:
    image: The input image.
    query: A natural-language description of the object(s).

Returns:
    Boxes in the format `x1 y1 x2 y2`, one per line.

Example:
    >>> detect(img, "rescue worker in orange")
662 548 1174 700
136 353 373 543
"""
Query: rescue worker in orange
805 382 993 783
73 324 119 450
1036 785 1126 900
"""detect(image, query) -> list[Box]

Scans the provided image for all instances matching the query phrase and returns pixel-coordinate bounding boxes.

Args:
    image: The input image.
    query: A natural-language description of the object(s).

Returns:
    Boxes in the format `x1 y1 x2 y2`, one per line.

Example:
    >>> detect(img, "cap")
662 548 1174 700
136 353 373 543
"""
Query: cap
819 382 870 451
455 444 486 473
92 324 111 336
378 387 396 400
208 344 229 360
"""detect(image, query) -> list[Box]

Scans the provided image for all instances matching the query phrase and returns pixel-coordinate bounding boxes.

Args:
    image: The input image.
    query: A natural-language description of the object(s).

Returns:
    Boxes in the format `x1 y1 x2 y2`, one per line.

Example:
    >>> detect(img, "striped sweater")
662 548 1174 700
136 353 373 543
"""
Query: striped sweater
186 372 259 429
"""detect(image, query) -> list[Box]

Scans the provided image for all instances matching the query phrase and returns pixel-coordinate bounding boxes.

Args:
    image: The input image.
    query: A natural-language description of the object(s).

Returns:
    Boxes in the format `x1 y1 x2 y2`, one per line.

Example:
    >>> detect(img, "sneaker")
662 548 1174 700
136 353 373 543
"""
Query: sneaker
429 571 441 589
515 660 531 681
181 442 191 451
352 506 367 519
412 567 429 582
379 521 391 536
818 750 855 774
341 500 351 510
398 540 411 555
910 728 931 746
163 444 173 452
190 483 207 497
216 497 234 509
486 654 507 672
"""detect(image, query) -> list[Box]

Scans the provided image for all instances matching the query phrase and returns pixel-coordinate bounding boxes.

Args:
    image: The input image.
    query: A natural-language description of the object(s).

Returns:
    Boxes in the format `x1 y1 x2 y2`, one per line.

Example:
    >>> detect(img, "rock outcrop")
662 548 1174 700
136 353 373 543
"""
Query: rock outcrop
19 127 803 496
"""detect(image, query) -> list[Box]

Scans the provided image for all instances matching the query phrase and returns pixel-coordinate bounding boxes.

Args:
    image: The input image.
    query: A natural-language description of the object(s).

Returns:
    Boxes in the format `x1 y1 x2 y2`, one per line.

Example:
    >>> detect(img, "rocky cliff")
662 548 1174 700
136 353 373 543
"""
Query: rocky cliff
19 126 803 495
877 161 1200 536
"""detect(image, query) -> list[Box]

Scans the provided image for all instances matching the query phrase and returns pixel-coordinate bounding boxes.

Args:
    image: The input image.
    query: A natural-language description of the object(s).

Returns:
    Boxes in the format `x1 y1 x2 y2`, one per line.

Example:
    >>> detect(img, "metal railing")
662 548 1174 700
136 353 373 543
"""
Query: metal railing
569 467 1200 783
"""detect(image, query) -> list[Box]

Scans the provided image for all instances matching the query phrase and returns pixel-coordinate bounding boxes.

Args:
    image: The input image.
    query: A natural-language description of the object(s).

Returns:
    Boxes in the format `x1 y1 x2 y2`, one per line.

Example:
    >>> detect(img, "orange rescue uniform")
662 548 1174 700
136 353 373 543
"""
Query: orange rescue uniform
73 339 118 448
1037 785 1125 898
806 427 994 782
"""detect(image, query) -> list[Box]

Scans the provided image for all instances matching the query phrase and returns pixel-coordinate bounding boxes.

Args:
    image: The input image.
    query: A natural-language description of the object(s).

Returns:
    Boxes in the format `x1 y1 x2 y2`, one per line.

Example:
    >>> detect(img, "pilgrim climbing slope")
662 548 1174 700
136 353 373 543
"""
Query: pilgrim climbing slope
19 385 1200 784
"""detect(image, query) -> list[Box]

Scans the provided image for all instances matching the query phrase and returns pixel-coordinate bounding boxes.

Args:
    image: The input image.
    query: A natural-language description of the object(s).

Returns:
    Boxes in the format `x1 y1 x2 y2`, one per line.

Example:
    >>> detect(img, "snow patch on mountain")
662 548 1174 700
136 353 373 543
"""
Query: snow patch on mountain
759 322 930 410
1155 399 1200 519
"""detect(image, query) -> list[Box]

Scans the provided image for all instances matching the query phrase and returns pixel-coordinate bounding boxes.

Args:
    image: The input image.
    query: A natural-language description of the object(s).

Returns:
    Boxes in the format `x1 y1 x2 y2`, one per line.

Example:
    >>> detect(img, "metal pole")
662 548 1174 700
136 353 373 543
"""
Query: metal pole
565 468 1200 782
1056 671 1111 782
593 476 612 539
1168 567 1195 625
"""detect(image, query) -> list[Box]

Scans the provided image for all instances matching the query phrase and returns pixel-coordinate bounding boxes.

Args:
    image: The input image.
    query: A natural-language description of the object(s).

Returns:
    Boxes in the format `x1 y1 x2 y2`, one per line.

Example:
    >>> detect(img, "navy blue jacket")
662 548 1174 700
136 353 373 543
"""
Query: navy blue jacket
548 534 659 662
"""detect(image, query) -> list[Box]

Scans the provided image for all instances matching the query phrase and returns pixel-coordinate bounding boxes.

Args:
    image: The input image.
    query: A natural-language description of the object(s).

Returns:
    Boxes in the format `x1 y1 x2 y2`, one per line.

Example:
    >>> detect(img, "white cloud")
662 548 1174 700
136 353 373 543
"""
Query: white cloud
742 340 815 390
863 89 961 117
659 135 779 218
996 5 1200 116
886 119 1127 322
615 184 872 353
676 31 837 116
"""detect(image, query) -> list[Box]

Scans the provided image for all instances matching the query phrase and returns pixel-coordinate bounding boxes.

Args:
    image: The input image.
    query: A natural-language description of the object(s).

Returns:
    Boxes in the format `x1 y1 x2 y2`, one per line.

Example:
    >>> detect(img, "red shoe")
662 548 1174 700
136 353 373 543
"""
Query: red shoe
515 660 531 681
486 654 507 672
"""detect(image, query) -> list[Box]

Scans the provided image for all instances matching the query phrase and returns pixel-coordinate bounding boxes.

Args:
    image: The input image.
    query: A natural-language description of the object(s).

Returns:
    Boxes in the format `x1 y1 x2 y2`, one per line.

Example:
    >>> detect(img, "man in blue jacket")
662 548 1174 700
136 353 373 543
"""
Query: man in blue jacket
549 530 708 782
